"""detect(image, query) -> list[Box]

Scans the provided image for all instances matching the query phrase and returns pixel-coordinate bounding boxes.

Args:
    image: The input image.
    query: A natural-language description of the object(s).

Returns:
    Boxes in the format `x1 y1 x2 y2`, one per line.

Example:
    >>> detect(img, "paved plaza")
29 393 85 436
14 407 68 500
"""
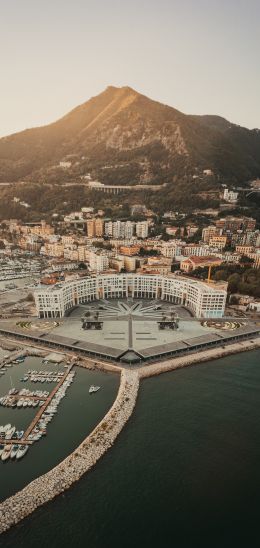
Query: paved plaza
52 299 216 355
1 299 257 364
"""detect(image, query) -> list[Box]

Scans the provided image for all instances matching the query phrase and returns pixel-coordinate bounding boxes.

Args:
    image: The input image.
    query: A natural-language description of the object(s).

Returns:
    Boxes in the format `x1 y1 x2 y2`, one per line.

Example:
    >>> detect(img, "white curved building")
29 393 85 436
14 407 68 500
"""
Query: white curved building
34 274 227 319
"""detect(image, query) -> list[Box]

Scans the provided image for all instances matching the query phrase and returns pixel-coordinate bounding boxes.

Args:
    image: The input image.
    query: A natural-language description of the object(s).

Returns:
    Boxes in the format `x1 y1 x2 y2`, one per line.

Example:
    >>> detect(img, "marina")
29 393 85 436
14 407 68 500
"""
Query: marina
0 362 75 462
0 355 119 502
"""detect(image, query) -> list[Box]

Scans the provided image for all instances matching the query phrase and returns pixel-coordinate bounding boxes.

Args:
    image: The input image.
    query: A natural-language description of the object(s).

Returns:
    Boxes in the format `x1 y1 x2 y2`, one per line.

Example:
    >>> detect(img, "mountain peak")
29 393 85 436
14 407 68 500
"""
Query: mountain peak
105 85 137 93
0 86 259 185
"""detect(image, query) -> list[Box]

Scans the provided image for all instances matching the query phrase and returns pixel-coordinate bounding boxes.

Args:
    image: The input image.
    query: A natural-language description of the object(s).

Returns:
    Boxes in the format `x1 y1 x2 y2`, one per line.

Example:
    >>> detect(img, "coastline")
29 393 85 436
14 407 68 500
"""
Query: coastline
0 337 259 534
138 337 260 378
0 369 139 534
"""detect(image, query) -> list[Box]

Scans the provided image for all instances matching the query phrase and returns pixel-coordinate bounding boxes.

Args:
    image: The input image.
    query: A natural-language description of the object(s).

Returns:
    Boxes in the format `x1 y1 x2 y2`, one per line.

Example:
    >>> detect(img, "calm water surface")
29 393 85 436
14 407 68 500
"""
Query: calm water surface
1 350 260 548
0 356 119 501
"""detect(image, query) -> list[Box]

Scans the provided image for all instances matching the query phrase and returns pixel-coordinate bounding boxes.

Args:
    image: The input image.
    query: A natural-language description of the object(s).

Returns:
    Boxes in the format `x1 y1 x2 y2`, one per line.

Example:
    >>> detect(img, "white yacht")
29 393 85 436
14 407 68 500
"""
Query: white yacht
5 426 16 440
10 444 19 459
16 445 29 460
1 445 12 461
89 385 100 394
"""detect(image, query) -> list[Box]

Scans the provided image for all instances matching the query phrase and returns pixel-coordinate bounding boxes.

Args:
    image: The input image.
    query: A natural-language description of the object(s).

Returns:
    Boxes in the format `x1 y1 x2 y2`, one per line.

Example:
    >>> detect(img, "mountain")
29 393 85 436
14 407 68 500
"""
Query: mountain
0 85 260 185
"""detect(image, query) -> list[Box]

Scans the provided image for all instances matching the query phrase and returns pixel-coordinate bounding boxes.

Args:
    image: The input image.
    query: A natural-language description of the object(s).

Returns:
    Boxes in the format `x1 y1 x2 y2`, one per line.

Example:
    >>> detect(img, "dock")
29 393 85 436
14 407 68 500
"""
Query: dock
0 361 75 447
23 364 73 441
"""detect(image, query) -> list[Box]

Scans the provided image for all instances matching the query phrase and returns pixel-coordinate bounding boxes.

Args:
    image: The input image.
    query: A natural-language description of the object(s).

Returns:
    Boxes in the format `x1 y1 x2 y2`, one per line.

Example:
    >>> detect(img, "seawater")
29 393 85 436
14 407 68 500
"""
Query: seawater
0 356 119 502
1 350 260 548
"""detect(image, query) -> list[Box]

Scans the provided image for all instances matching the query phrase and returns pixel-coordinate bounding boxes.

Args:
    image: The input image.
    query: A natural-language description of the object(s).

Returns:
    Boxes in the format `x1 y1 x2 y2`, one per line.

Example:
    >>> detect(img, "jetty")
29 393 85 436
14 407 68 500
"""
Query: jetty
0 335 259 534
0 369 139 534
23 364 73 440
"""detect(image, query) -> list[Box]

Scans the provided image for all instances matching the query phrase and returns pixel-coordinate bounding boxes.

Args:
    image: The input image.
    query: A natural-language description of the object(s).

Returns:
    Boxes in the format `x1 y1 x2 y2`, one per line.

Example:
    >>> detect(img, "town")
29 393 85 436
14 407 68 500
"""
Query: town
0 180 260 319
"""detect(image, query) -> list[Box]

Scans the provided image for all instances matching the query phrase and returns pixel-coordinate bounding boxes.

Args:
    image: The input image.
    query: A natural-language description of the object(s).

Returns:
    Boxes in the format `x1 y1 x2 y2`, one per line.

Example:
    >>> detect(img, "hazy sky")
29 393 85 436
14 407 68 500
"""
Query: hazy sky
0 0 259 137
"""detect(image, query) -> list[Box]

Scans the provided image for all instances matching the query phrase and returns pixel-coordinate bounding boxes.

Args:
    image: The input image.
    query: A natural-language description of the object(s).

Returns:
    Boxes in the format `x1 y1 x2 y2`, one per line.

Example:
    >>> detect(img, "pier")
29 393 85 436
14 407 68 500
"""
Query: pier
23 364 73 440
0 362 75 448
0 369 140 534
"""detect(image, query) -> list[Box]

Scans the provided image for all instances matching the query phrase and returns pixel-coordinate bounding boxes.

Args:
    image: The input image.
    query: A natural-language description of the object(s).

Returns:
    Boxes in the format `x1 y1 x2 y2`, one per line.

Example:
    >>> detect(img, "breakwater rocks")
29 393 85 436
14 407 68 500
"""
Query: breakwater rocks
139 337 260 378
0 369 139 534
0 346 47 368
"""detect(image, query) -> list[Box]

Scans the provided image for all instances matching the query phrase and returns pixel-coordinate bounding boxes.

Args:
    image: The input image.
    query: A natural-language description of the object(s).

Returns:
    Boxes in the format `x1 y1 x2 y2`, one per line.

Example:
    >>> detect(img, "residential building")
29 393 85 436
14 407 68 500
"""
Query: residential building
88 250 109 273
136 221 149 239
209 235 227 249
202 226 221 243
223 188 238 203
216 216 256 232
35 273 227 319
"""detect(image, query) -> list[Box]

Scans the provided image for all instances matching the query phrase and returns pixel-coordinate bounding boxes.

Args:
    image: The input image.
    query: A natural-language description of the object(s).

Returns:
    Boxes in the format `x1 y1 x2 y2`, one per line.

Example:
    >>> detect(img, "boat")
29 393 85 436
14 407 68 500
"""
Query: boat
5 426 16 439
10 444 19 459
1 445 12 461
16 445 29 460
3 424 11 433
15 357 25 363
89 385 100 394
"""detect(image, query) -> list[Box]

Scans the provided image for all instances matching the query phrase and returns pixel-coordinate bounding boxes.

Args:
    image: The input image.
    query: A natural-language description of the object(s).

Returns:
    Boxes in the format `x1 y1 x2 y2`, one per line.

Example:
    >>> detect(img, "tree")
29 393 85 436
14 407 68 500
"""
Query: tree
240 255 254 265
228 273 241 293
214 269 228 281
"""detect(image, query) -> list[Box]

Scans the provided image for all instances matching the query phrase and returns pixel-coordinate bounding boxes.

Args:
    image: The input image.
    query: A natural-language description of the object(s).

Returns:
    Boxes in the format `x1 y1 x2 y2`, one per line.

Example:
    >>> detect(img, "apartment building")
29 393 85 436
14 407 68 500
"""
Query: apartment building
136 221 149 239
35 273 227 319
208 235 227 249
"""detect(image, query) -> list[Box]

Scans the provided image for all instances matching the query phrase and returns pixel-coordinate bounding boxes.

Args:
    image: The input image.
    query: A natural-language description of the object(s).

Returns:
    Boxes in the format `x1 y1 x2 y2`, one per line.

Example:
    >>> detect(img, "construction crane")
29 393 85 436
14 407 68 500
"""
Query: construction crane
207 262 222 283
207 264 213 283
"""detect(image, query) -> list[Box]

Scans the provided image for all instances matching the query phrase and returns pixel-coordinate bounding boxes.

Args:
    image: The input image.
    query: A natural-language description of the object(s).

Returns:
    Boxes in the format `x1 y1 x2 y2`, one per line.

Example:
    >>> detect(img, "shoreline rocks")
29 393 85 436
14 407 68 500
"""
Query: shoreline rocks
0 337 259 534
138 337 260 378
0 369 139 534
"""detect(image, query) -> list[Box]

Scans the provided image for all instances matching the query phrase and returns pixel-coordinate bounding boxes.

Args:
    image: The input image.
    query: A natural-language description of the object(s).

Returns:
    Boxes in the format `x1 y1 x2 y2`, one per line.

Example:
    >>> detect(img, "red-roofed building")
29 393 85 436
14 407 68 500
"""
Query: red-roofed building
180 256 223 273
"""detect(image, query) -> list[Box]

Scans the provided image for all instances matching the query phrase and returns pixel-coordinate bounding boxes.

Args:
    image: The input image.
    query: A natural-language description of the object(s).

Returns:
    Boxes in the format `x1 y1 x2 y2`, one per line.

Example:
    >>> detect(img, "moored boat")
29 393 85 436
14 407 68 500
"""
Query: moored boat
1 444 12 461
16 444 29 460
10 444 19 459
5 426 16 439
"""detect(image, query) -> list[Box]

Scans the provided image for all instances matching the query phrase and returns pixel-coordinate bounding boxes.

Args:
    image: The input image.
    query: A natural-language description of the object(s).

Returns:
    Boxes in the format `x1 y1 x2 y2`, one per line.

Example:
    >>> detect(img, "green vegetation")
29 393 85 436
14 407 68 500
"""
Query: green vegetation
0 86 260 196
191 262 260 298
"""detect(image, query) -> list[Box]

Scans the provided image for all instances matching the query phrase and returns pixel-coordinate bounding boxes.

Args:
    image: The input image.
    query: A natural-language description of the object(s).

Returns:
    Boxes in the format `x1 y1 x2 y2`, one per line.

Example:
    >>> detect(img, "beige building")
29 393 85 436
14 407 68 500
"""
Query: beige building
180 256 223 273
42 243 64 258
110 257 125 272
86 218 104 238
202 225 221 243
209 235 227 249
235 245 254 255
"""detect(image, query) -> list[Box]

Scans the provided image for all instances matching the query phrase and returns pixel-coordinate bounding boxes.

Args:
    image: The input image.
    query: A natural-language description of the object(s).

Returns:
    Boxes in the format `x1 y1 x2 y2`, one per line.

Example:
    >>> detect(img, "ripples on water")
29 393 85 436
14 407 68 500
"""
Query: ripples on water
1 351 260 548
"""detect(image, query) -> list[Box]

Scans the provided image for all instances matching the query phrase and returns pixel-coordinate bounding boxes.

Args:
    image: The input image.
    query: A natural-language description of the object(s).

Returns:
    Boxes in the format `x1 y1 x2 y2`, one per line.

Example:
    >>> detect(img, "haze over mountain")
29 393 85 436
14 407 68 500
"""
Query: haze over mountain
0 86 260 185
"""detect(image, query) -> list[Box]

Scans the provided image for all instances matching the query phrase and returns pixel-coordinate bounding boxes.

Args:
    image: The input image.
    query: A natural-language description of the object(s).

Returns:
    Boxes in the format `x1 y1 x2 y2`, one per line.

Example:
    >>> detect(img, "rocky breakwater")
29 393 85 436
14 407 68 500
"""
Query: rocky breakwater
138 337 260 379
0 369 139 534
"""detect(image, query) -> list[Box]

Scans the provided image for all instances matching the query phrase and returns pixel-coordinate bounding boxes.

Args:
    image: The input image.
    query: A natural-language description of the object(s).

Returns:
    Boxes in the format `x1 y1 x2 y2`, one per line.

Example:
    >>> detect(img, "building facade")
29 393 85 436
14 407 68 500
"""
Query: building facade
34 273 227 319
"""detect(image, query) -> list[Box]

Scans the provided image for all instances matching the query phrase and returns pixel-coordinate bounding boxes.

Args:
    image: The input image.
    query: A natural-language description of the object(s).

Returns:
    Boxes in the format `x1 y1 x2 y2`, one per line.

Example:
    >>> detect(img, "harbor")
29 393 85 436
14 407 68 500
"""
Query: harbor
0 368 139 534
0 356 76 462
0 354 119 502
0 334 259 533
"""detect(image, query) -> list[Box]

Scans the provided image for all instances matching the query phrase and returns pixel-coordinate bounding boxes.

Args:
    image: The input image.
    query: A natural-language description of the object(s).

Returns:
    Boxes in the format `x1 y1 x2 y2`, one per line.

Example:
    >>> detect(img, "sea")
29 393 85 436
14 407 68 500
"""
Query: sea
1 350 260 548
